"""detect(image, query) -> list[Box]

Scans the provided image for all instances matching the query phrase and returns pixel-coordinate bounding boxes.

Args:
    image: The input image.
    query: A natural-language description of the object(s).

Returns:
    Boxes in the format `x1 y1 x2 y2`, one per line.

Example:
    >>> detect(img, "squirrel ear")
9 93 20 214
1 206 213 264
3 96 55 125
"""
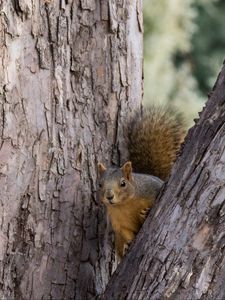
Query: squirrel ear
97 163 106 177
121 161 133 181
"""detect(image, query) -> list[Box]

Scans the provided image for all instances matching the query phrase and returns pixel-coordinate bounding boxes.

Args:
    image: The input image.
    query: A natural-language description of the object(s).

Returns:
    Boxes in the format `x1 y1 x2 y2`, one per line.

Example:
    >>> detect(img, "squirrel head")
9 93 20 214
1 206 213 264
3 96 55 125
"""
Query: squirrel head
97 161 136 206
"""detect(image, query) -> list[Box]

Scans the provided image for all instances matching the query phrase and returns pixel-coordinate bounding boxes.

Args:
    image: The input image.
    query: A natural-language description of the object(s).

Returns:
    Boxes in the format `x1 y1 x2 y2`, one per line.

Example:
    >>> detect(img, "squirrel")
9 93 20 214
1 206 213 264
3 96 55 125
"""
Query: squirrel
97 106 185 258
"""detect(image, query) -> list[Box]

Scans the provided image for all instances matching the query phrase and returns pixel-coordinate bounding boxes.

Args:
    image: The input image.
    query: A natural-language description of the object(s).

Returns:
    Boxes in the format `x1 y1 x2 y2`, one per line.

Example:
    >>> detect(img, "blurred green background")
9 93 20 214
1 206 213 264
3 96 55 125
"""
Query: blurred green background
143 0 225 126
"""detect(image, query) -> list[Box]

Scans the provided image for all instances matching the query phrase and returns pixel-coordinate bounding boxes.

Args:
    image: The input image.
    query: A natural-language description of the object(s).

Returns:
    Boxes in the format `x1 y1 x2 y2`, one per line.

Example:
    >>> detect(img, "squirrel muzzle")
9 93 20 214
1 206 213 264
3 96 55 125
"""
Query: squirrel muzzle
105 189 115 204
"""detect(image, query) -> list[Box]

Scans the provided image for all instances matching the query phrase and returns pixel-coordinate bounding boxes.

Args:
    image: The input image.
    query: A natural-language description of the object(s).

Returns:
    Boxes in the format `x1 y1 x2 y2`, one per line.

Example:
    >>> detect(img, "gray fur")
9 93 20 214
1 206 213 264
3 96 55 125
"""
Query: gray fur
133 173 164 198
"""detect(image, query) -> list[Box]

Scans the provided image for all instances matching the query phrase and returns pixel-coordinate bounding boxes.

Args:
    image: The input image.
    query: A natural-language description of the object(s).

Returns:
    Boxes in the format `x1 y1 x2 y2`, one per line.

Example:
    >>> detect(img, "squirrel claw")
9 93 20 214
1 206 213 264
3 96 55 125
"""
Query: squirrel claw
123 241 132 256
140 207 150 220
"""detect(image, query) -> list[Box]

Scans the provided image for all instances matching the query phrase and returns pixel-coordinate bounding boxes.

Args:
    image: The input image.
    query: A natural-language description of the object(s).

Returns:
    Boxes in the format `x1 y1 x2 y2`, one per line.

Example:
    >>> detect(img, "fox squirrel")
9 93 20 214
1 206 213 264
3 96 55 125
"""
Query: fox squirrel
98 106 185 258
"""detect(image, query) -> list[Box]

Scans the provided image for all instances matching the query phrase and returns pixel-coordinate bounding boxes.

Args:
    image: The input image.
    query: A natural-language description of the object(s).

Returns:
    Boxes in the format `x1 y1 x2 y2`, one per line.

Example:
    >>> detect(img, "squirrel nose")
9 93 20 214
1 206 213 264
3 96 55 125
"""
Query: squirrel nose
106 190 114 202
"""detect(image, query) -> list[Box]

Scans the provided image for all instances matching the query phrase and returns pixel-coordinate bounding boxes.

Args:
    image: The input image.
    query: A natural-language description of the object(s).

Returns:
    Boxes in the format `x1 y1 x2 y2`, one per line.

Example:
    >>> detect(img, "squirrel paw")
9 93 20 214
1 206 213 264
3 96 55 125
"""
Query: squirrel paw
140 207 150 221
123 241 132 256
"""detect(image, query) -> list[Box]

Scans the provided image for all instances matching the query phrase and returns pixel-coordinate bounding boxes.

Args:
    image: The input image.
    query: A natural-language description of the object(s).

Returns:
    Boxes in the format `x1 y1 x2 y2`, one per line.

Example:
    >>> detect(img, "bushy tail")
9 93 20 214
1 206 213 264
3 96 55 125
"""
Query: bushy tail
128 106 186 180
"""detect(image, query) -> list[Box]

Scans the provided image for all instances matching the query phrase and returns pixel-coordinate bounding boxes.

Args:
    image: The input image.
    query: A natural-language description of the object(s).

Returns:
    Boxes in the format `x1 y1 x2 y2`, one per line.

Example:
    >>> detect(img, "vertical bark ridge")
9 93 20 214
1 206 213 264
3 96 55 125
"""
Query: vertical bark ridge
0 1 143 299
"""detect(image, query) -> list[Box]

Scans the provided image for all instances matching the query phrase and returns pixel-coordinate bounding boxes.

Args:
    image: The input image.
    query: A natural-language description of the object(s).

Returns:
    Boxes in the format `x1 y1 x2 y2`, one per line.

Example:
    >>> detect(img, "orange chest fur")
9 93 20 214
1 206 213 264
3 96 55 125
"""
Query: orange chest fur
107 198 151 234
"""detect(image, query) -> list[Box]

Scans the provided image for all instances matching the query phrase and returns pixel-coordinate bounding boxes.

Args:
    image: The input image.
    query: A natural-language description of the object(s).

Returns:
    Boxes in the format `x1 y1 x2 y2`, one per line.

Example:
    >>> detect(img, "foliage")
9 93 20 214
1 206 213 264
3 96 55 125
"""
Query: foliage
143 0 224 125
191 0 225 94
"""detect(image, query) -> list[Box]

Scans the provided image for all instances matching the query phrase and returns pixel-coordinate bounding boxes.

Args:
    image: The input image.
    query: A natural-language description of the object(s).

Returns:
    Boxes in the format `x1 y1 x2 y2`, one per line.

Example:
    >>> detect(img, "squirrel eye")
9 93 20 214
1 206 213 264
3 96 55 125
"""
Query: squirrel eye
120 179 126 187
98 183 102 188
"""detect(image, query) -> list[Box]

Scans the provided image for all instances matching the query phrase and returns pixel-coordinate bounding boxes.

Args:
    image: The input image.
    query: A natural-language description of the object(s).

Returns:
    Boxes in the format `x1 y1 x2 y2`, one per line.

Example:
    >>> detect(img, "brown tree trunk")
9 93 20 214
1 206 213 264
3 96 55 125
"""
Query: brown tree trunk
103 62 225 299
0 1 143 299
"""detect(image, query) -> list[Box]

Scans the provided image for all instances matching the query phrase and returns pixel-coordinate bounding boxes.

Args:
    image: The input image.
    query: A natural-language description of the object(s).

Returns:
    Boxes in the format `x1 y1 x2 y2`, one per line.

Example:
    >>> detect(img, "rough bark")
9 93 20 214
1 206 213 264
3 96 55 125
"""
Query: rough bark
103 63 225 299
0 1 143 299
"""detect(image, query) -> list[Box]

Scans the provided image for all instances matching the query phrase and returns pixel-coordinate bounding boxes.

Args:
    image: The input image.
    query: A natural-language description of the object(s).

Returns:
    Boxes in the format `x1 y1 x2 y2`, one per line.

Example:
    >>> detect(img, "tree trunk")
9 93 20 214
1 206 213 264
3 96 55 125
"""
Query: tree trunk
0 1 143 299
103 63 225 300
